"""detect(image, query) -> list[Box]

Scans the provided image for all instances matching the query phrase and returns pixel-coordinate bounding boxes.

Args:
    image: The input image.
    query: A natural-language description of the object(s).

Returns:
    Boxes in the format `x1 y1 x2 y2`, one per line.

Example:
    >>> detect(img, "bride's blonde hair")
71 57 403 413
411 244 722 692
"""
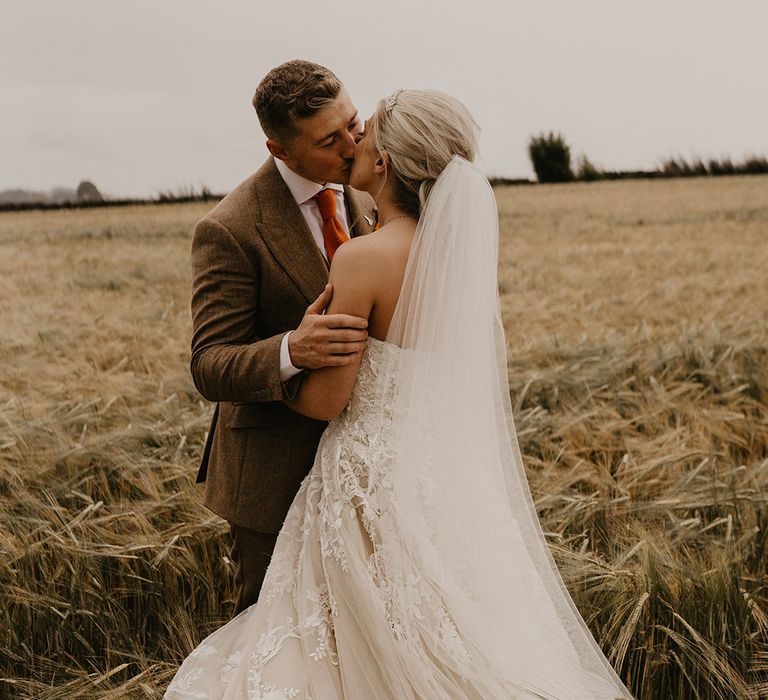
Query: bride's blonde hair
368 90 479 218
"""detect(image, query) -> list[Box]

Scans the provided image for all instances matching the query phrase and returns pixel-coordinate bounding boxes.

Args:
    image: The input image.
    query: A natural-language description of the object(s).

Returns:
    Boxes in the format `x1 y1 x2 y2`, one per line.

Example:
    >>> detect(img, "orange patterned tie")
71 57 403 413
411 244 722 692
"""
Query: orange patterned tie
314 188 349 263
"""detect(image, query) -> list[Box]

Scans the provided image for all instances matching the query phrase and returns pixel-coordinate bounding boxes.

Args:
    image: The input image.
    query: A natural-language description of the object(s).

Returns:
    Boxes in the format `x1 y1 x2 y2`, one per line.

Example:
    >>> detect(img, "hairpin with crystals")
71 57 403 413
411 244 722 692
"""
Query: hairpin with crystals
384 88 405 113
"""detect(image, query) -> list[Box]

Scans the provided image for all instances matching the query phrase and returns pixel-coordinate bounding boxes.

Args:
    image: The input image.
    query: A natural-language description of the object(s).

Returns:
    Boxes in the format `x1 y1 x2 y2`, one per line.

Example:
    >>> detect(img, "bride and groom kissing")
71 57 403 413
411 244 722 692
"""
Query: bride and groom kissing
167 60 633 699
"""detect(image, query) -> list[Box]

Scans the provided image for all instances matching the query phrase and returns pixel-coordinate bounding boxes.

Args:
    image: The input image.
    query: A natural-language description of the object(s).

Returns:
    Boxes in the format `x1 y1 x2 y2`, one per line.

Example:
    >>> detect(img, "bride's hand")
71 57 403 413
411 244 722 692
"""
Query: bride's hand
288 284 368 369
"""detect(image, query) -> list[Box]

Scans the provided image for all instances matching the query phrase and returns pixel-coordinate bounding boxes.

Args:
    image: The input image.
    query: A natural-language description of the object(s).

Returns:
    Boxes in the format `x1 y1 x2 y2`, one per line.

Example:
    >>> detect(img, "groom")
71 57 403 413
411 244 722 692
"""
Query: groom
190 60 376 614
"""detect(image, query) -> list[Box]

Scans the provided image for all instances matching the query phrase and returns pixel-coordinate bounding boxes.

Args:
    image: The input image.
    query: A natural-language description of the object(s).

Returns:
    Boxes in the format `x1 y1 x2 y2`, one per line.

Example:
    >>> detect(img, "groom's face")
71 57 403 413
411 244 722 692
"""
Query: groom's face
269 87 362 185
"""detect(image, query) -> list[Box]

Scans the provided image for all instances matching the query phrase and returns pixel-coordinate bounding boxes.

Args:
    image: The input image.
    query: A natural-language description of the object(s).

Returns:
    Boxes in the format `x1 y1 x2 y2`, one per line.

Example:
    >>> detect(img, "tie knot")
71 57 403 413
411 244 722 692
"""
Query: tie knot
314 188 337 220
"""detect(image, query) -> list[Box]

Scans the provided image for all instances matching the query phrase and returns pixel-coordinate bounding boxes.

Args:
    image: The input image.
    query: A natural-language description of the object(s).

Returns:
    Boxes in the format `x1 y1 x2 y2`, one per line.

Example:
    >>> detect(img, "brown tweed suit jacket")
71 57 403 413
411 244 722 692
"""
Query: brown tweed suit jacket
190 157 376 533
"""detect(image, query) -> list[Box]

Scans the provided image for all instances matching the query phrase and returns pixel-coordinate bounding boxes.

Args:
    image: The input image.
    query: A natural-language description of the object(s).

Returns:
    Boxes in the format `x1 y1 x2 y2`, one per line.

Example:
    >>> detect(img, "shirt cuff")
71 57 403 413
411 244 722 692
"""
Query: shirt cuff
280 331 302 383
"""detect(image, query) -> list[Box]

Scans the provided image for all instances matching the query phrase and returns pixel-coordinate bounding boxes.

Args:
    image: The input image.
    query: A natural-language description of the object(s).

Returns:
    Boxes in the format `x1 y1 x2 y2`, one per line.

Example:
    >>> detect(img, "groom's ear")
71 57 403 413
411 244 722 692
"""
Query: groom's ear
266 138 289 162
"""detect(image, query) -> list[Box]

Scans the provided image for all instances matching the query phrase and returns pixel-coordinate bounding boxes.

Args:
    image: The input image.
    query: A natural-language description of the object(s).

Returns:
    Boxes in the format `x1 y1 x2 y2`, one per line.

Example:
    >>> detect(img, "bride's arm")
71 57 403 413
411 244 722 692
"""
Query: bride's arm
284 242 375 420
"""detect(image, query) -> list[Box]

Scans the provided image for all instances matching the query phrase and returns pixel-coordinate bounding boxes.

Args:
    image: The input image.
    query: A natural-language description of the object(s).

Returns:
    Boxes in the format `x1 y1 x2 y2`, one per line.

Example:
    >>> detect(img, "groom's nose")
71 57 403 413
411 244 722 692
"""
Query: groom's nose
339 131 356 159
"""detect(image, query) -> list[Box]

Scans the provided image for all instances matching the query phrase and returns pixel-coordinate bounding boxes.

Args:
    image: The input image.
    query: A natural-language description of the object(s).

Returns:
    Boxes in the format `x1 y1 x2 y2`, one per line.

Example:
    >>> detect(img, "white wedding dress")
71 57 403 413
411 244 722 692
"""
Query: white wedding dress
166 158 633 699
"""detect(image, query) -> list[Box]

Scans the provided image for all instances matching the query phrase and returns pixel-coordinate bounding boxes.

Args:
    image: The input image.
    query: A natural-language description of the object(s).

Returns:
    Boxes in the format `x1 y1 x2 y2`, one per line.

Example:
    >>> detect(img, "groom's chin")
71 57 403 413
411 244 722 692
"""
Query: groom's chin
335 166 352 186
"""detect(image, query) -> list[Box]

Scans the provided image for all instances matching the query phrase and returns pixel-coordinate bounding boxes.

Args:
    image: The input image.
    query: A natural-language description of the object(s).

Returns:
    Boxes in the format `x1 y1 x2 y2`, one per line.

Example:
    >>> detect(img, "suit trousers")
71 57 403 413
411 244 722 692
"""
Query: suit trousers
229 524 278 616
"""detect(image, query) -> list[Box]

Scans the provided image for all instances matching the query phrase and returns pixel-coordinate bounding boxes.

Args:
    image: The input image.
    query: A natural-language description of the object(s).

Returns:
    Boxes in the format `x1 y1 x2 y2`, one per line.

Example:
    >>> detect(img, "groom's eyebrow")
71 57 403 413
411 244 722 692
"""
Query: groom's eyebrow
314 112 359 146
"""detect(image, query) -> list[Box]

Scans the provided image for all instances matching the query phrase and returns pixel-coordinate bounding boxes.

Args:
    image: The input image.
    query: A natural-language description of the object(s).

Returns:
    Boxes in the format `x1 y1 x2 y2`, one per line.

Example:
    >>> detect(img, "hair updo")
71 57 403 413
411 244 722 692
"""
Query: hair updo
367 90 479 218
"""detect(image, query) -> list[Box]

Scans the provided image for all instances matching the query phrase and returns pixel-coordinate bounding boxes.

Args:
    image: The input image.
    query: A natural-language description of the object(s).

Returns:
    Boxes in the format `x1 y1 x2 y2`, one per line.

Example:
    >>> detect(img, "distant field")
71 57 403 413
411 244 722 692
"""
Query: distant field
1 176 766 698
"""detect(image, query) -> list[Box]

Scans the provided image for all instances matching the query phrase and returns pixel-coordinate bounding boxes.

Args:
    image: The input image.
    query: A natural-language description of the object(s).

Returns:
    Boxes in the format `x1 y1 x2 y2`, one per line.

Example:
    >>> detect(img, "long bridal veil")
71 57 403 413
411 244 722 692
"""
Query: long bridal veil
382 156 633 699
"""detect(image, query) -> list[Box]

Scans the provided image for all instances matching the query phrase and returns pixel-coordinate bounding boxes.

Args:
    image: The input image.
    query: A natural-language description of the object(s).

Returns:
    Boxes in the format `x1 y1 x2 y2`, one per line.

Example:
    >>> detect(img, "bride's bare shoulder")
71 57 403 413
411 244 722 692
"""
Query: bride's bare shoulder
329 224 414 335
325 235 383 306
331 229 407 276
347 228 400 252
330 234 374 271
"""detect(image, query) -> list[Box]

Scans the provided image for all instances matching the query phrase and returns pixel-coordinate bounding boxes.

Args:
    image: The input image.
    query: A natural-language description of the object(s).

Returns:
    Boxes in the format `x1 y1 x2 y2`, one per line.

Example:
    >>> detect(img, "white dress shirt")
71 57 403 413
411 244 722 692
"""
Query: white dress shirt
273 158 351 382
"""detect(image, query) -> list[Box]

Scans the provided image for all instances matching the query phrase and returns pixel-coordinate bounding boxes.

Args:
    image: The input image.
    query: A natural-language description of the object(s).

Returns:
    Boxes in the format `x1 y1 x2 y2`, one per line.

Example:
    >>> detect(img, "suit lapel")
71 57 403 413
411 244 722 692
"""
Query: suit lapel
254 159 328 305
345 186 377 238
253 160 378 304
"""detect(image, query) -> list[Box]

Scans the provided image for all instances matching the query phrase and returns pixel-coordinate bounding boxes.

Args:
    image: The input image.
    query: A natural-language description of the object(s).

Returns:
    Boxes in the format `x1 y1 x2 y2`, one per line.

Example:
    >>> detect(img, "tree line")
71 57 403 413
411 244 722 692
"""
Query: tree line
523 132 768 184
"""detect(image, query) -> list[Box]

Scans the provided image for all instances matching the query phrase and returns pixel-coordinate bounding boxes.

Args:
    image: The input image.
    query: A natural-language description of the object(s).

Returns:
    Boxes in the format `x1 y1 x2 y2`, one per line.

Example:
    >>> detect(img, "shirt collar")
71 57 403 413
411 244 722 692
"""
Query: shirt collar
274 158 344 206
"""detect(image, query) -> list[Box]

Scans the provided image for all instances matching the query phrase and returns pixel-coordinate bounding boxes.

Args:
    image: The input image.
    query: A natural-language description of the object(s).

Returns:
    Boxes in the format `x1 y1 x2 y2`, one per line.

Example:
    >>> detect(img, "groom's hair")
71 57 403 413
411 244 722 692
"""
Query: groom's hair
253 60 342 142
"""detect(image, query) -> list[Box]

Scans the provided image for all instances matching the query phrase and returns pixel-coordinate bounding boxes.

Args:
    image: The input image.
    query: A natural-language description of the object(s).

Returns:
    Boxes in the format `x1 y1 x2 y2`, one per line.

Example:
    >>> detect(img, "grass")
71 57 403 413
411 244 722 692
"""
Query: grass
1 176 767 698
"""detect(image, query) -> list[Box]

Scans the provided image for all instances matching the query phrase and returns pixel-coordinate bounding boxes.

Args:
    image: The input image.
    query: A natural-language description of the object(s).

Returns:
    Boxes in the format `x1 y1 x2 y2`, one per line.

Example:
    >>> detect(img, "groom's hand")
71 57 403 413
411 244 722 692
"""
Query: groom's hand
288 284 368 369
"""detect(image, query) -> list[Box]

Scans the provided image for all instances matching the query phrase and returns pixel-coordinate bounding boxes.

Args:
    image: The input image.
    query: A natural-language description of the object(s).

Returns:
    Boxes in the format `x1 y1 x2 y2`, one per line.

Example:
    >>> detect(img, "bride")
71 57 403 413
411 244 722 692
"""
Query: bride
166 89 633 699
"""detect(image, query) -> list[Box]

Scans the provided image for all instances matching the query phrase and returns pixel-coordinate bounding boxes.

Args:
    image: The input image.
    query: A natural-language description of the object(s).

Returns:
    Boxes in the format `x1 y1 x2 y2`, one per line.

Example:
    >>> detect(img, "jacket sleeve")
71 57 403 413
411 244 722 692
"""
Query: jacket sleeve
189 216 303 403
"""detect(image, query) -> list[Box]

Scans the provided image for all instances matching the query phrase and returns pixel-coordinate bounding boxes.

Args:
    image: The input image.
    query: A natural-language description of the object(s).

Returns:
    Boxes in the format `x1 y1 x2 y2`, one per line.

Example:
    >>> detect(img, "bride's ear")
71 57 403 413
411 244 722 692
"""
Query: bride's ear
374 150 390 176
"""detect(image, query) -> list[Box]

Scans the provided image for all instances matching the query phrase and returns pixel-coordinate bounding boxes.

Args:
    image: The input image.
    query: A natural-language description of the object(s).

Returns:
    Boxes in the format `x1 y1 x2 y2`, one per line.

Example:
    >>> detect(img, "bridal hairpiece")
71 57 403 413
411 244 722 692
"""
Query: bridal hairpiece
384 89 405 113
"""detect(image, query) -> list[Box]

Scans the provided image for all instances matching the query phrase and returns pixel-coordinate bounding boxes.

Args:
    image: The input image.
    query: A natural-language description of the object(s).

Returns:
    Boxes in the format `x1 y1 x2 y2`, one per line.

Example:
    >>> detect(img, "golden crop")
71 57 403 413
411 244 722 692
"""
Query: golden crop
1 175 766 698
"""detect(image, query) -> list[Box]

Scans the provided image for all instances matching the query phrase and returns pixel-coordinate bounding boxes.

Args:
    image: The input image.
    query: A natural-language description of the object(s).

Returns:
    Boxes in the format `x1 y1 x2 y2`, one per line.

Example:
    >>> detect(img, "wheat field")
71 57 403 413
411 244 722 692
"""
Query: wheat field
1 175 766 698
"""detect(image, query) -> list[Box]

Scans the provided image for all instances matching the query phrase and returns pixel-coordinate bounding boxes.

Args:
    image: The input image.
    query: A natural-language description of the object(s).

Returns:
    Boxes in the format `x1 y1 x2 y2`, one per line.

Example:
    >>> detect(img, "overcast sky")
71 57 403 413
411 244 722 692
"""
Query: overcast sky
2 0 767 197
